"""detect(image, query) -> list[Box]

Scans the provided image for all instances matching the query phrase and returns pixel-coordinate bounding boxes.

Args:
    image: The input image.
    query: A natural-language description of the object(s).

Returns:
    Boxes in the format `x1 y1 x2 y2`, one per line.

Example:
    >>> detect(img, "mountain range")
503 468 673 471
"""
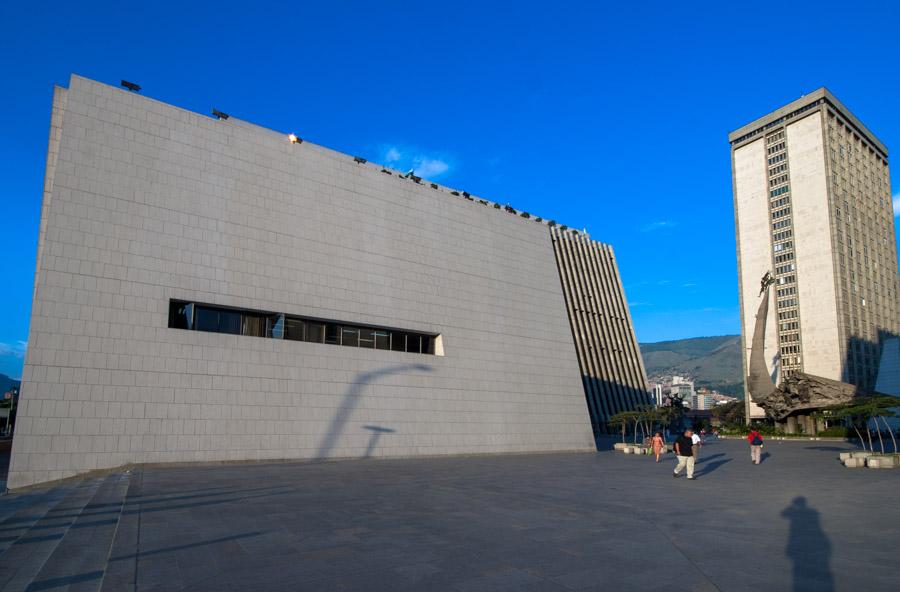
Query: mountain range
639 335 744 398
1 373 20 393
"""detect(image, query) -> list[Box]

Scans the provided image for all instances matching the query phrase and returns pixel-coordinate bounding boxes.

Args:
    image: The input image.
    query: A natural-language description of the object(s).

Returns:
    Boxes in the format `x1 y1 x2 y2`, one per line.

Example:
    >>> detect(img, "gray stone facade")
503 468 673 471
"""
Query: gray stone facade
9 75 646 489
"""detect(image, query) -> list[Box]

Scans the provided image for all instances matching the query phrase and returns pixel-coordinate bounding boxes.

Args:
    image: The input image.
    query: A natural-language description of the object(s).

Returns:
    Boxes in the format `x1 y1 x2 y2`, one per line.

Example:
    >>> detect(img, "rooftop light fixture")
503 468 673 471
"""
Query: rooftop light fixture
430 183 438 189
450 191 460 196
381 168 391 175
353 156 367 164
288 133 302 144
462 192 470 199
212 109 229 120
120 80 141 92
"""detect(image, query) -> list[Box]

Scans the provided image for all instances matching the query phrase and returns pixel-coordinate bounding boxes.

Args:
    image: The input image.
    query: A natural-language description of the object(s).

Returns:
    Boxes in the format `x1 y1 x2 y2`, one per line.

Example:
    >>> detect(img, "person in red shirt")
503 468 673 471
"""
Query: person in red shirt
747 429 764 464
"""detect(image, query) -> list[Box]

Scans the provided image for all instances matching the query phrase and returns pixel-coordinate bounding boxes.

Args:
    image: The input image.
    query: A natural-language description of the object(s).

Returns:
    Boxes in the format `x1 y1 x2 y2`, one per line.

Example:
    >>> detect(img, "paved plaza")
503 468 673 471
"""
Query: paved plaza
0 438 898 591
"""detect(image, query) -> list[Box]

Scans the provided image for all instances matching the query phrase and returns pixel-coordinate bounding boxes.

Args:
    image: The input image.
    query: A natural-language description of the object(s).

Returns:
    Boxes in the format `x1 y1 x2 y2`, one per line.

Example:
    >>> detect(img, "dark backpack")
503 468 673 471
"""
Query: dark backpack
751 434 763 446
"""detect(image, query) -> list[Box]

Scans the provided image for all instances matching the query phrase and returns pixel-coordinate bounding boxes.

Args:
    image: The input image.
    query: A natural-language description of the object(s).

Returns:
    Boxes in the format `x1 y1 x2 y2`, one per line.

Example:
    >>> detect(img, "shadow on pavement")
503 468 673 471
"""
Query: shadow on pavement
695 458 731 476
781 496 833 592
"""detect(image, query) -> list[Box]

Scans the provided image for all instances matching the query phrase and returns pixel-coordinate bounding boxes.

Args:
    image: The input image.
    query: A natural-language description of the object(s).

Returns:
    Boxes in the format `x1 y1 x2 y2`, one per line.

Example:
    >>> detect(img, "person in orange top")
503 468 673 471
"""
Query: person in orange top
651 431 665 462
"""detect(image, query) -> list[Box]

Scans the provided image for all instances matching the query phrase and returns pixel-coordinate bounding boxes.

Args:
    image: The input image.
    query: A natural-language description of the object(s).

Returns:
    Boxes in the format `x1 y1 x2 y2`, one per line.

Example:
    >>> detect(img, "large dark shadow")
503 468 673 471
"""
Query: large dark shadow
25 570 103 591
781 497 833 592
110 531 264 562
315 364 431 459
694 452 724 465
760 451 771 464
695 458 731 476
583 377 656 443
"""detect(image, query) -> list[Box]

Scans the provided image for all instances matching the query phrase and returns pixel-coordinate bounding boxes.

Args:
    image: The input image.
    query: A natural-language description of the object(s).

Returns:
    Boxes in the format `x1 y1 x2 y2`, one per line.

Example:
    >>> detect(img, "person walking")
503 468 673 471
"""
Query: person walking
748 428 764 464
691 430 702 461
673 429 695 479
651 431 665 462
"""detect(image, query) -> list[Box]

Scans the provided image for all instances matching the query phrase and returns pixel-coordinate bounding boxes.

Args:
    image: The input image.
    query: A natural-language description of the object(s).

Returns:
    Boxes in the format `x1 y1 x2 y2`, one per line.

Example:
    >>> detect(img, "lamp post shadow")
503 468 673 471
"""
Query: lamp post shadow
315 364 431 459
362 425 396 458
781 496 834 592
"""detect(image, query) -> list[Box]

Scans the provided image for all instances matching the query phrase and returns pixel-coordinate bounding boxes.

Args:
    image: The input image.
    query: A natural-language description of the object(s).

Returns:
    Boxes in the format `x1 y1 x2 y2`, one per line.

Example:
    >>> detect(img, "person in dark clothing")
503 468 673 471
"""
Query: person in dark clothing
673 429 695 479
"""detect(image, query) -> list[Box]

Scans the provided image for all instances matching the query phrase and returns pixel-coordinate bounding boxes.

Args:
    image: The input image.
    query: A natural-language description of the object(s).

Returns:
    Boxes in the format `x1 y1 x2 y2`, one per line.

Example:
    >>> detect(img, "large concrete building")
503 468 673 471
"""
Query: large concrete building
730 88 899 420
8 75 650 489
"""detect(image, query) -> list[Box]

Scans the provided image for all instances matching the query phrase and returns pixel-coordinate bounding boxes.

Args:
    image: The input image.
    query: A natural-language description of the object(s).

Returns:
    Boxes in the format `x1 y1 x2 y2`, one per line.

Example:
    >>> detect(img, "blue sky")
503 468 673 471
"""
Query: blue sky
1 1 899 379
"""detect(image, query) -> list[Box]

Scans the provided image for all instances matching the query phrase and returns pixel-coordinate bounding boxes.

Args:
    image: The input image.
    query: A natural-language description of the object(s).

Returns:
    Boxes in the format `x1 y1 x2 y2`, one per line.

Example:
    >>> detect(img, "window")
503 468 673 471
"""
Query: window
375 331 390 350
284 317 306 341
359 328 375 348
168 300 442 356
267 314 285 339
170 302 194 330
195 305 241 334
341 327 359 347
391 332 407 352
325 324 341 345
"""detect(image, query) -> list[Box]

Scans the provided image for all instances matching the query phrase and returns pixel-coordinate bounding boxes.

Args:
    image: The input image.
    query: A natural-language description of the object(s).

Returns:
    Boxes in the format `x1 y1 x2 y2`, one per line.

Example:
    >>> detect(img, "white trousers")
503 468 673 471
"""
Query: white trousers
674 455 695 477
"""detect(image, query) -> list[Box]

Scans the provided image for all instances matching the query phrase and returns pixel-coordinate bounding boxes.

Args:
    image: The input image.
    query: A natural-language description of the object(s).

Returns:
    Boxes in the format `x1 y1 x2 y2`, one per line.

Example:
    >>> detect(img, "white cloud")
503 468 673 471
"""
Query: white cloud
893 192 900 216
379 144 452 179
412 157 449 178
642 220 677 232
0 341 27 359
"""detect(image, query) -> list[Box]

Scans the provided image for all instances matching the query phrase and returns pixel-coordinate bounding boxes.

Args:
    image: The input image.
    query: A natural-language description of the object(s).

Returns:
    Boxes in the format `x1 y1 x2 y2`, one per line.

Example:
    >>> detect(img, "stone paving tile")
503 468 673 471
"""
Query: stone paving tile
2 438 900 590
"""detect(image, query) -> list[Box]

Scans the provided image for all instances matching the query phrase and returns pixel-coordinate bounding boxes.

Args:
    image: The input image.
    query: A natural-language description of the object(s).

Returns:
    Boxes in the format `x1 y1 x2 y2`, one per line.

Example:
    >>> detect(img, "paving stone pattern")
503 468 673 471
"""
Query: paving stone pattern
0 439 898 591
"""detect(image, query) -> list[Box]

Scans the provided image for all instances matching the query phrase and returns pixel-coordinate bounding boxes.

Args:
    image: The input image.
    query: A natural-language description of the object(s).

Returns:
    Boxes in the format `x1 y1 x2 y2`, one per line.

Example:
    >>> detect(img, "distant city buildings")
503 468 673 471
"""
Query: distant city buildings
692 388 715 411
647 375 738 410
730 88 899 421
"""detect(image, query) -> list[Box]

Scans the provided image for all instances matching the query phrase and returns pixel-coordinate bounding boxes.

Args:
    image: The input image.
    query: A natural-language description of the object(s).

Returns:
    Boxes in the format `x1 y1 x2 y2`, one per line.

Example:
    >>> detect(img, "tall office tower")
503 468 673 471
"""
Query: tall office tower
730 88 899 419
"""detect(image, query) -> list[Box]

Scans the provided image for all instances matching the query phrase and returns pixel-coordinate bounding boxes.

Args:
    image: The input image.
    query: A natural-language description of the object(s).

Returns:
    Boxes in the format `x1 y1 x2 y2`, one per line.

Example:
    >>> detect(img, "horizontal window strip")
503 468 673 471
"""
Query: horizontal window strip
168 300 441 356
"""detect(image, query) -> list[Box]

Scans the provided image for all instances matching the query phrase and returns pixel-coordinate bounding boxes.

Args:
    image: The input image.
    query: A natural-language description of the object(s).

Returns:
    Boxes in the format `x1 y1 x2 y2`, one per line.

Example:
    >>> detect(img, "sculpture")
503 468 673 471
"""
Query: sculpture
747 272 857 428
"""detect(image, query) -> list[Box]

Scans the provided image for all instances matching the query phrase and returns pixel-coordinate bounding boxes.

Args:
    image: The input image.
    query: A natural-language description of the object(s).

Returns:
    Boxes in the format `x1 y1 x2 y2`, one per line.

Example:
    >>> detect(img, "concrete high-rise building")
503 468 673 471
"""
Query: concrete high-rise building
730 88 899 419
8 75 650 489
651 382 664 406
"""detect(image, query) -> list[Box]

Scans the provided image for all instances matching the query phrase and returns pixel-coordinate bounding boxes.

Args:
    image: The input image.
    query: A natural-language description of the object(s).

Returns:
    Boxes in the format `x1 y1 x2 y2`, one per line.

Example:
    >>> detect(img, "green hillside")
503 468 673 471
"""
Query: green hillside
640 335 745 398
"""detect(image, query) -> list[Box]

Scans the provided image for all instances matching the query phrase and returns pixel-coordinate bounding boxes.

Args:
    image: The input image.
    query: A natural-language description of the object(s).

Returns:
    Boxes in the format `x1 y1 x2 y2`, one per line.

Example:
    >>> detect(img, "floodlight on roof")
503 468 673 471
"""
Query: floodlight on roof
288 133 302 144
353 156 367 164
212 109 229 120
121 80 141 92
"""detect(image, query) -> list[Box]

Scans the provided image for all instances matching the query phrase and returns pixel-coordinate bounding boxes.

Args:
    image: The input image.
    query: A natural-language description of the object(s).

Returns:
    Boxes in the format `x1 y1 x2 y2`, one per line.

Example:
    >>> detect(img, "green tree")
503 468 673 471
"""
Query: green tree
711 401 745 428
608 411 641 444
826 396 900 453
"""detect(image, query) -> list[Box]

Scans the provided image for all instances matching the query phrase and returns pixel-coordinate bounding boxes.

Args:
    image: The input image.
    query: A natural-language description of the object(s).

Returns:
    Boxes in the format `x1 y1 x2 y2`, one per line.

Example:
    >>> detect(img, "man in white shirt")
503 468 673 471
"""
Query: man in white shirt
691 431 701 460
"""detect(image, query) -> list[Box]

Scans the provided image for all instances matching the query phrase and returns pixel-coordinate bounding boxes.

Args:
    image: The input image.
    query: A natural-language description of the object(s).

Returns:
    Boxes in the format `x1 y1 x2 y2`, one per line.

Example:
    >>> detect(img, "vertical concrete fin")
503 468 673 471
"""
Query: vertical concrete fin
550 228 651 435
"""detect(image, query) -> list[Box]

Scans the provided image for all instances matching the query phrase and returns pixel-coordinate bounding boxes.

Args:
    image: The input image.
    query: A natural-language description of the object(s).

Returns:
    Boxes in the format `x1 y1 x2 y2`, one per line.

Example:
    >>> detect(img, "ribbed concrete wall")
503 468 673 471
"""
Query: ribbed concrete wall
550 228 651 435
9 75 599 489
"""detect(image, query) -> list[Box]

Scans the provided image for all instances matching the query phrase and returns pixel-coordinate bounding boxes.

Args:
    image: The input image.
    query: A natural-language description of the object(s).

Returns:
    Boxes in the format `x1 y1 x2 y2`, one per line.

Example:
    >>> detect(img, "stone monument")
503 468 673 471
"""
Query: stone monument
747 272 858 433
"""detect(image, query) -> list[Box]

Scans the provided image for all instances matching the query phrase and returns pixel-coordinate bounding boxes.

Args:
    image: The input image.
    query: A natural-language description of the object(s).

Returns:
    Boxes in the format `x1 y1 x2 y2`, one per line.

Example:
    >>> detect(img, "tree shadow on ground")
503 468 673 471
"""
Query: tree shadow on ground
781 496 833 592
